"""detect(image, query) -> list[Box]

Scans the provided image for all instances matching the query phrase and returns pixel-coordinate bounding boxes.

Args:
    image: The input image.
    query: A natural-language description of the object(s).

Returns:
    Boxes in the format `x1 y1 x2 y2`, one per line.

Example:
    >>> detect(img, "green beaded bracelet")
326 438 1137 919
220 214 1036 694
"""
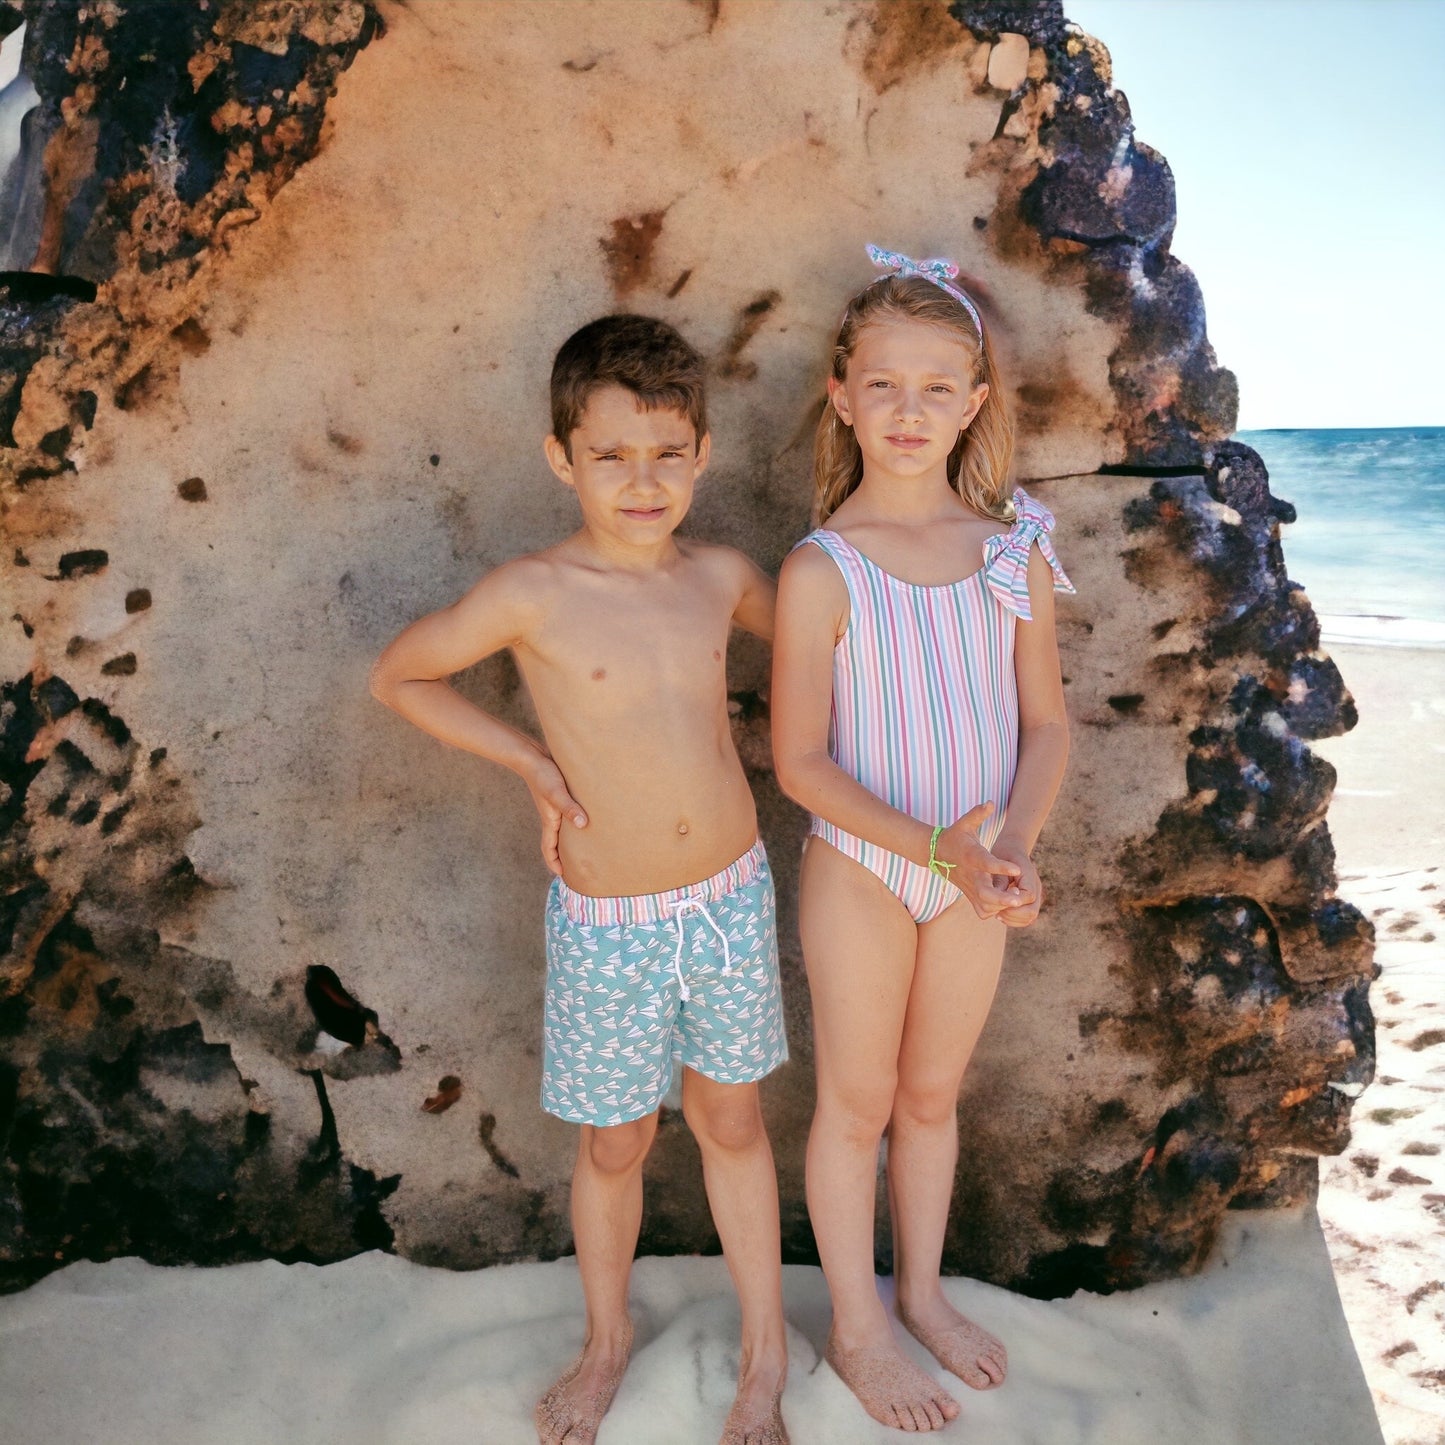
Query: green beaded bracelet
927 824 956 879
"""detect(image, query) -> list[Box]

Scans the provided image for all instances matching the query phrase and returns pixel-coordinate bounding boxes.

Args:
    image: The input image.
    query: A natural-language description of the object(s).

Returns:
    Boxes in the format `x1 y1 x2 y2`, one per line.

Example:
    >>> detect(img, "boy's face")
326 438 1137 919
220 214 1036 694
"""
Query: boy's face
545 386 709 548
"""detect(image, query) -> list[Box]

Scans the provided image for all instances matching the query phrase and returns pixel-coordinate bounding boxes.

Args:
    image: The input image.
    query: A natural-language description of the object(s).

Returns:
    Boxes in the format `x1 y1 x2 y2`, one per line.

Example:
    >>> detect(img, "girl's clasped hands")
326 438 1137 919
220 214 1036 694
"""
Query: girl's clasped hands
935 800 1042 926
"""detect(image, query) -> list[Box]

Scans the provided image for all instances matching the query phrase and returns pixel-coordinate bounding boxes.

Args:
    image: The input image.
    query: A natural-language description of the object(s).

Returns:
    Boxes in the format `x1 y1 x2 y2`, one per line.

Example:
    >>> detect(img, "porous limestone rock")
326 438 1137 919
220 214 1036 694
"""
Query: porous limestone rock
986 32 1029 91
0 0 1367 1297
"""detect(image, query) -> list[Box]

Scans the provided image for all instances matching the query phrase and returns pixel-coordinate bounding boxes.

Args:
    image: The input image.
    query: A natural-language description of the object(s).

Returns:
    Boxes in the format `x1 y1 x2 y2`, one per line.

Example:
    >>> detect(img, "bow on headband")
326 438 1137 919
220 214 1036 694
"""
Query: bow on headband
865 243 984 339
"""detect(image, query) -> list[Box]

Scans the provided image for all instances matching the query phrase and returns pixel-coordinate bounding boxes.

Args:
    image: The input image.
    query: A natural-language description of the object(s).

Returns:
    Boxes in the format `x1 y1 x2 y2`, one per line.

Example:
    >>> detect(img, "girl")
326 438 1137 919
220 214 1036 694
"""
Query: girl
771 247 1072 1434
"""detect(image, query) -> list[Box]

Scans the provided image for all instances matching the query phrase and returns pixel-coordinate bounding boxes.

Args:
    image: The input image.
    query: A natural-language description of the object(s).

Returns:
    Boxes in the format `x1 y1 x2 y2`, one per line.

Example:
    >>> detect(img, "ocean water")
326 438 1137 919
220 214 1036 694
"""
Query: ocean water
1238 427 1445 648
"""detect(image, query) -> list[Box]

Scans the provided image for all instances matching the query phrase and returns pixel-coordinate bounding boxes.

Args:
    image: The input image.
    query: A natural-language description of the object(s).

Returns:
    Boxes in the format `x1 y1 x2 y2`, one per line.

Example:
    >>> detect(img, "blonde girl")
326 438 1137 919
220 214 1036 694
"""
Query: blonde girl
772 246 1073 1434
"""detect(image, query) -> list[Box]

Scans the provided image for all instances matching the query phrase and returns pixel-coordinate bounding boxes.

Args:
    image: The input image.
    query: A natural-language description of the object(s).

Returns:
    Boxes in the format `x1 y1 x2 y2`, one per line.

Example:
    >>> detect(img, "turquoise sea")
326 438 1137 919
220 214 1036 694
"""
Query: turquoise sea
1238 427 1445 649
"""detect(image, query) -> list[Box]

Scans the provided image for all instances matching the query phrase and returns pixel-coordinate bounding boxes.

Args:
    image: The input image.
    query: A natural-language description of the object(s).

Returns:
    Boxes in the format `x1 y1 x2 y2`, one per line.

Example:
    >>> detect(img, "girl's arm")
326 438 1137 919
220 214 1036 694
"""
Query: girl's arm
771 545 1020 916
991 544 1070 924
369 559 586 873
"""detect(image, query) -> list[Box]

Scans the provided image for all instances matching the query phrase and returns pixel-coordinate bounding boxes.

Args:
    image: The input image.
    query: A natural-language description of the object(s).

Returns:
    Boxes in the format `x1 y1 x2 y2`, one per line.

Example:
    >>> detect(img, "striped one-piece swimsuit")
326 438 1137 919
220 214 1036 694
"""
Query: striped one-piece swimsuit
798 487 1074 924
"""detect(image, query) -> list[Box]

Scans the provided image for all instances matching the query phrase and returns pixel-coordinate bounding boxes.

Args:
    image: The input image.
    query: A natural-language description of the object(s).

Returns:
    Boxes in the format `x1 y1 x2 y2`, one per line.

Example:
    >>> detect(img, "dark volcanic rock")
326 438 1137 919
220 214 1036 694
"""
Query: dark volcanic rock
950 1 1066 46
0 672 401 1292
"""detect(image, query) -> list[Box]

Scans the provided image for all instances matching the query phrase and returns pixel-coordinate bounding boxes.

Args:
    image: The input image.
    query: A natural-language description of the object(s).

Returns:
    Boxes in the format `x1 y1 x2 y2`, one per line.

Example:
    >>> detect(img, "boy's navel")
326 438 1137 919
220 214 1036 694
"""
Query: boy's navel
677 821 689 836
591 668 606 680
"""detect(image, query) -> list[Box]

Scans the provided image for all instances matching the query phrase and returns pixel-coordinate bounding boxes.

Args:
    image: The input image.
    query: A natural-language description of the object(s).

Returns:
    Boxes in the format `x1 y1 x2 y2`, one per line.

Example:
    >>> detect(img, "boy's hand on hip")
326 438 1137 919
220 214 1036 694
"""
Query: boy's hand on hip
990 843 1042 927
523 756 587 876
937 803 1024 920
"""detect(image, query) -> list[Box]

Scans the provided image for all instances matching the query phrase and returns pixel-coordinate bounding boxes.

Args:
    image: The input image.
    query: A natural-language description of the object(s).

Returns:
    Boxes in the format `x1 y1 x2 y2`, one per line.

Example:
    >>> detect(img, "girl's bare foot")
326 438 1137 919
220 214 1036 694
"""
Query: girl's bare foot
721 1350 789 1444
897 1296 1006 1391
824 1330 960 1433
535 1318 634 1445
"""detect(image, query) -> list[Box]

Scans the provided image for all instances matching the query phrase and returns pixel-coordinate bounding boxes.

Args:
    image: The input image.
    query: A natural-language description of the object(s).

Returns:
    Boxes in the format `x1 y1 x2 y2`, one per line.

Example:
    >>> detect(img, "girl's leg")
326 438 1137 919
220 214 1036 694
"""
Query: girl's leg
681 1072 789 1444
536 1113 658 1445
801 838 960 1432
888 900 1008 1389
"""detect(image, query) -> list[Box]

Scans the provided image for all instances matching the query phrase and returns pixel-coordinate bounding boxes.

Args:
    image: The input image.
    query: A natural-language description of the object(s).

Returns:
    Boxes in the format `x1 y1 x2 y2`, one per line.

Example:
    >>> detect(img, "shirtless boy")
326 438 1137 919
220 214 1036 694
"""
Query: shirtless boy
370 315 790 1445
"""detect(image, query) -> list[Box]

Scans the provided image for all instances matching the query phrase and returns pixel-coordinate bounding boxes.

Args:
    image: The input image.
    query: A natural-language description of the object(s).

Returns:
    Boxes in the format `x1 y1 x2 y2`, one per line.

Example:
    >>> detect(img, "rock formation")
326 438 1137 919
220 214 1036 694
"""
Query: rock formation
0 0 1369 1296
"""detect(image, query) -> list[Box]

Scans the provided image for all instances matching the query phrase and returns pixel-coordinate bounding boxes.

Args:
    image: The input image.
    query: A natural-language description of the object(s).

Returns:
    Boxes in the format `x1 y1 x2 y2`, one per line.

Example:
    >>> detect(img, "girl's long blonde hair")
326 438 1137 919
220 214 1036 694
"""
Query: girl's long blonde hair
814 274 1014 526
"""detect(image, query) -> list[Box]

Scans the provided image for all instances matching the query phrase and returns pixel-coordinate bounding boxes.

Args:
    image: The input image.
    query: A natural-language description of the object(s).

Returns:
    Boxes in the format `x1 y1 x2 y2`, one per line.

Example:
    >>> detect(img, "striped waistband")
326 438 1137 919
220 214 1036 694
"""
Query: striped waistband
554 839 767 927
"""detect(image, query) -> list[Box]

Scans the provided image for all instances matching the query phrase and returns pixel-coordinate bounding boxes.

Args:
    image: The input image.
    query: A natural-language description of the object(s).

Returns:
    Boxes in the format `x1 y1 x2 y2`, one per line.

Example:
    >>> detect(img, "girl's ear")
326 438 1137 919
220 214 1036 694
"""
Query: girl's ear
826 374 853 426
543 434 576 488
959 381 989 432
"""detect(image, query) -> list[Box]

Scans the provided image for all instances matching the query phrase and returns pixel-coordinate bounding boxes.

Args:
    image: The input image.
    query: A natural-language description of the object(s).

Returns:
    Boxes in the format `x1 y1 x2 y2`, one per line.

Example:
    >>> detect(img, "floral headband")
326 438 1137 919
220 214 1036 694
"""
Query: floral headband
863 243 984 339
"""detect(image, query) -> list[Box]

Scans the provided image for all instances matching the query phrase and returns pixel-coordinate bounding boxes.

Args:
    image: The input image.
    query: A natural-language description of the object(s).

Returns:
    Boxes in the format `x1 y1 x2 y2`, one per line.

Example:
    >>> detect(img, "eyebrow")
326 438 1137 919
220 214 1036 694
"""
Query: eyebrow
856 367 963 380
587 440 691 452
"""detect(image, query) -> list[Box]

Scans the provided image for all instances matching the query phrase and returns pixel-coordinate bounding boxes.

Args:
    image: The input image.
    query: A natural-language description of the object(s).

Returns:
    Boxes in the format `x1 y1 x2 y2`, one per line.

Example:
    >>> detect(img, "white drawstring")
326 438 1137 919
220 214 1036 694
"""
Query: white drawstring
668 896 734 1003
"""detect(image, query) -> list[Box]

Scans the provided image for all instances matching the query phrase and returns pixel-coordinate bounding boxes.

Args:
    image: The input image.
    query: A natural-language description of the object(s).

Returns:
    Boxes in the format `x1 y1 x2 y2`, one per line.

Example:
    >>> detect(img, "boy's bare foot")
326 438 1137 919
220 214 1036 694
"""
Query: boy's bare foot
897 1297 1006 1391
824 1330 960 1432
721 1352 790 1444
535 1319 634 1445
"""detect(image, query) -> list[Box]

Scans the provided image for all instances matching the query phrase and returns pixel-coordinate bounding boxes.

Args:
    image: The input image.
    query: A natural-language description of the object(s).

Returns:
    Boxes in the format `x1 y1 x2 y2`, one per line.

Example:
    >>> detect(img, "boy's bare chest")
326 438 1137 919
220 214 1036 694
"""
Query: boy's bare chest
524 587 732 707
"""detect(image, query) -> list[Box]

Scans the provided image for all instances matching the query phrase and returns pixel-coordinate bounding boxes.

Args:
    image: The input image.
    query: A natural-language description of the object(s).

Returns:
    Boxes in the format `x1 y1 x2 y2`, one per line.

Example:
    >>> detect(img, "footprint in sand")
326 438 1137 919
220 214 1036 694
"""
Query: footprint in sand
1405 1281 1443 1314
1407 1029 1445 1051
1386 1166 1432 1186
1368 1107 1421 1124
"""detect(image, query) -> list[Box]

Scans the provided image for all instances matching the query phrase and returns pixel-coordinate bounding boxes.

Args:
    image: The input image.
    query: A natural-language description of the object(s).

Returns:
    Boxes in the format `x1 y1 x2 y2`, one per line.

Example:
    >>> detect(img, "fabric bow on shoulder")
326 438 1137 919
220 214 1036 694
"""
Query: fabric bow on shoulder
981 489 1076 621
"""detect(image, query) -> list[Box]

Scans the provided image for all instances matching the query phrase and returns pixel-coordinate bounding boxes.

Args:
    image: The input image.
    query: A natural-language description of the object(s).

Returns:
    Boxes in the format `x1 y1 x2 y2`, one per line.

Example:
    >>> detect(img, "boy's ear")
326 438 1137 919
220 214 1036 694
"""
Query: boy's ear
543 434 576 488
692 430 712 478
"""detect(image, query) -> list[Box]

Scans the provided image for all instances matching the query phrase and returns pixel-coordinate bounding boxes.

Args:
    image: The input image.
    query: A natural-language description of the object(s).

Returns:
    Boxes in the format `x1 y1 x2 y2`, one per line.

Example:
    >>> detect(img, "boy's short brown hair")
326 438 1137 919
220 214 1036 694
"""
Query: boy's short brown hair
550 314 707 459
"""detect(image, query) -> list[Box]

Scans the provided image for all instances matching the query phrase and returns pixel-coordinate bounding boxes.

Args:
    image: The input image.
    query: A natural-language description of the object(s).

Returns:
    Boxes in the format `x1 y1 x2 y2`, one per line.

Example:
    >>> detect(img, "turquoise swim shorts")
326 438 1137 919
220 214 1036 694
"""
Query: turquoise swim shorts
541 839 788 1126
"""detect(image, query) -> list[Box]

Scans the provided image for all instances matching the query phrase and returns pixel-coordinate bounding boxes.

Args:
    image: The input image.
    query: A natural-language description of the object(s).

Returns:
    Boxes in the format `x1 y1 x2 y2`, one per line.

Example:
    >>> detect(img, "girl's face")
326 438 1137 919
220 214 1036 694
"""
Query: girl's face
827 318 987 484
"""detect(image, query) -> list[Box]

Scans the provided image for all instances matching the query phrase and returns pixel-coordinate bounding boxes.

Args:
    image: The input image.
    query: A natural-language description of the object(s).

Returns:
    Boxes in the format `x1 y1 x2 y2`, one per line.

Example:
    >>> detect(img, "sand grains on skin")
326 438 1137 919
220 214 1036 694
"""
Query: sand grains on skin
898 1298 1008 1392
720 1350 791 1444
720 1386 790 1445
535 1319 633 1445
824 1333 961 1433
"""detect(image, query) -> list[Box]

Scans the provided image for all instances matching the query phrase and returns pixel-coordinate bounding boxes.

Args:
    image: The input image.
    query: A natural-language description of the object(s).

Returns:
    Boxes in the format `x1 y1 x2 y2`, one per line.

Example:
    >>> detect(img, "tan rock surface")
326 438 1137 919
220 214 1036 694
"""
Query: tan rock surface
0 0 1361 1294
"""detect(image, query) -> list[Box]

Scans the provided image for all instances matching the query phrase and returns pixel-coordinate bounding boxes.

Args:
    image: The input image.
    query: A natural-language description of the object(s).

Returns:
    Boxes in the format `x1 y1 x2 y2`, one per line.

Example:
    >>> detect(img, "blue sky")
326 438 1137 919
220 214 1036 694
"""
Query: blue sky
1064 0 1445 429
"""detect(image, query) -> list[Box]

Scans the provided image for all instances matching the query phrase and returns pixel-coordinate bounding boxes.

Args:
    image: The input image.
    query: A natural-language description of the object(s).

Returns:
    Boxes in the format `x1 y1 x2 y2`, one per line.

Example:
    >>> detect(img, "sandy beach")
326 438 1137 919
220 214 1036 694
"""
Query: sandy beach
1313 641 1445 1445
8 641 1435 1444
0 1207 1380 1444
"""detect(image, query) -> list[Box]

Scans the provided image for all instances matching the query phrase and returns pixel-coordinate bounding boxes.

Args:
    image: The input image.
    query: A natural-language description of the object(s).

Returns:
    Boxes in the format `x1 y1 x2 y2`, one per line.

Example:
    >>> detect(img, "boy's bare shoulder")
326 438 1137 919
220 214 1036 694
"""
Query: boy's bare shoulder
677 536 758 584
452 547 569 636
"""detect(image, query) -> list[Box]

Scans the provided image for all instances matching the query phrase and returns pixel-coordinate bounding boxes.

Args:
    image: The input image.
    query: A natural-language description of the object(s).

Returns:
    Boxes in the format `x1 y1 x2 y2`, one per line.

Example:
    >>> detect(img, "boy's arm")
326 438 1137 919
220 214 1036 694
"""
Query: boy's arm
728 549 777 642
369 560 586 874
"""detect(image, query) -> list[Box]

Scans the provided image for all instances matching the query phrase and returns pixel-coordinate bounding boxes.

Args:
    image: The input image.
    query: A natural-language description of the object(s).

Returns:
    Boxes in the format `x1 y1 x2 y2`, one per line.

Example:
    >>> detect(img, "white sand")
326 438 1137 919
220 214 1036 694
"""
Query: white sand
8 659 1427 1445
1313 643 1445 1445
1 1206 1379 1445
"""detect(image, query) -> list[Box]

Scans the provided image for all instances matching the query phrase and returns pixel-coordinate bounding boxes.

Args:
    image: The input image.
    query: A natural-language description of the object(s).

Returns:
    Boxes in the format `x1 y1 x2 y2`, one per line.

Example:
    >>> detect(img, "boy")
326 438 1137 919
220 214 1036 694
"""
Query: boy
370 315 790 1445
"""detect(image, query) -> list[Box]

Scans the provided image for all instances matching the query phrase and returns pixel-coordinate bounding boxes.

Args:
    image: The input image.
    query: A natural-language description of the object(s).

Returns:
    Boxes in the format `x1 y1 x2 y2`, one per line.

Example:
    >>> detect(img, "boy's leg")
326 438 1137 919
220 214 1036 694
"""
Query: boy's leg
536 1112 659 1445
889 901 1008 1390
681 1070 789 1444
800 838 960 1433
